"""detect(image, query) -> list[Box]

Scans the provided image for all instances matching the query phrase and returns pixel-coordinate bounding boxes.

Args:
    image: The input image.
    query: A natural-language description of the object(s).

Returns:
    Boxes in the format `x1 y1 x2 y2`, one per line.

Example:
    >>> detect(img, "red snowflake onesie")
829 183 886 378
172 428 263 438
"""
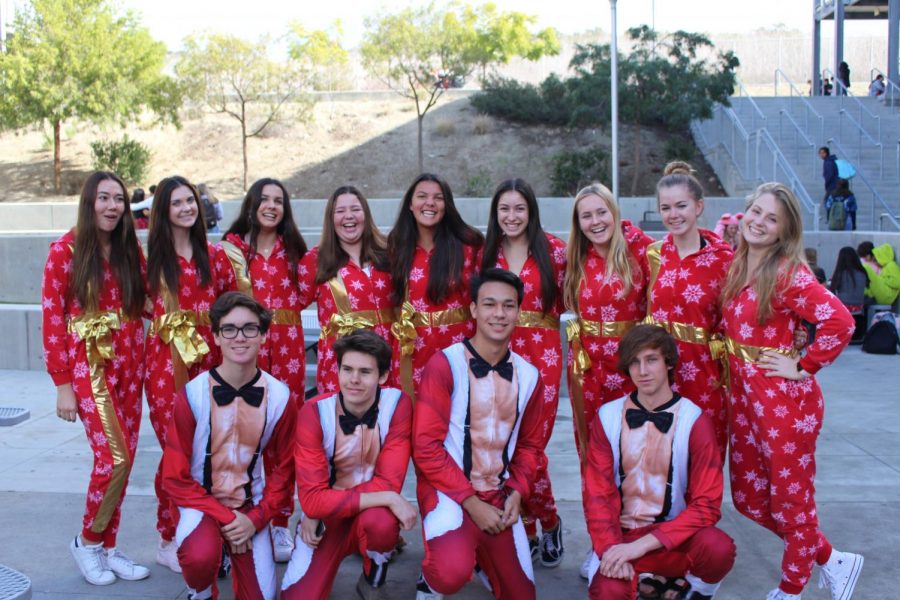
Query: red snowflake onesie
491 232 566 537
392 243 478 399
567 222 653 458
42 230 147 547
297 246 399 394
646 230 733 456
722 264 854 595
145 243 238 542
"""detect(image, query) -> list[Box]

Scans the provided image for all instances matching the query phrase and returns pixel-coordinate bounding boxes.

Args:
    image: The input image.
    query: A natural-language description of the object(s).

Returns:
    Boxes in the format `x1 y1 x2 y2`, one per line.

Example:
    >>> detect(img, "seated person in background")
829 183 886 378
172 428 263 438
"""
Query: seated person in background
162 291 296 600
804 248 827 284
583 324 735 600
830 246 869 313
414 268 546 600
857 241 900 306
869 74 886 97
281 329 415 600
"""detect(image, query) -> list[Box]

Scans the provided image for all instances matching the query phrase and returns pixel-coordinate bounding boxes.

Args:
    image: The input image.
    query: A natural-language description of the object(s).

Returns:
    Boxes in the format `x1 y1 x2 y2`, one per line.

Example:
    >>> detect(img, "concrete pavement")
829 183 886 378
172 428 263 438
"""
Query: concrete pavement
0 346 897 598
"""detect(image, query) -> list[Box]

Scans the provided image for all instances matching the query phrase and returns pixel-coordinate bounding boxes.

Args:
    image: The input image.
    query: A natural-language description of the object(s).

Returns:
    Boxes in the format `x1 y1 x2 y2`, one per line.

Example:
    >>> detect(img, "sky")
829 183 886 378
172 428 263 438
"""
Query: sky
2 0 887 51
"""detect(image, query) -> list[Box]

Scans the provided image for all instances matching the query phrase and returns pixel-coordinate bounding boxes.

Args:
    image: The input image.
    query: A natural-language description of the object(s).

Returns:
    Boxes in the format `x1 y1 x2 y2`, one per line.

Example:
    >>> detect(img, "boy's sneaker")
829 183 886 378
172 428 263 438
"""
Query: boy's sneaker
217 545 231 579
579 549 592 580
765 589 801 600
70 536 115 586
272 525 294 563
415 573 444 600
106 548 150 581
356 572 388 600
156 538 182 574
528 537 539 563
539 517 564 568
819 550 864 600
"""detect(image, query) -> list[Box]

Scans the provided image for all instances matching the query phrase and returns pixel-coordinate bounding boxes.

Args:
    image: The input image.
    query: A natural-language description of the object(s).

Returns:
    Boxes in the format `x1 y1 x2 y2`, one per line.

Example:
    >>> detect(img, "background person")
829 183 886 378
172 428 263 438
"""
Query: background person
198 183 224 233
857 241 900 307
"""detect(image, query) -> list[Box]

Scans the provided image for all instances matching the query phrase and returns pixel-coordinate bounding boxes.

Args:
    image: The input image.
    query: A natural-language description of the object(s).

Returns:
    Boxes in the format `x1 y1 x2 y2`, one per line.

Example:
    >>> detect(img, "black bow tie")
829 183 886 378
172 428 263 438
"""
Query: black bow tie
339 405 379 435
211 369 264 408
625 408 674 434
469 355 514 381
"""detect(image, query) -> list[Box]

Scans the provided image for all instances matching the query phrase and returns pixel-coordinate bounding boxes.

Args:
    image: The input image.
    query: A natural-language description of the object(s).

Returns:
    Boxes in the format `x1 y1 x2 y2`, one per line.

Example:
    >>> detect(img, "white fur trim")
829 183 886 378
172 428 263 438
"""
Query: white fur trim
423 491 464 541
174 507 204 547
280 525 315 590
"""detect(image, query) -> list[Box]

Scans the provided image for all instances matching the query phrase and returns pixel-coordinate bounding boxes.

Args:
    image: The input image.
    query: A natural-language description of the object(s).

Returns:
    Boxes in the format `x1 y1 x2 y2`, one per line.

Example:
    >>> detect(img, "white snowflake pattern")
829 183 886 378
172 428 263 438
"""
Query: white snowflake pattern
682 284 704 303
541 347 560 367
813 303 835 321
792 414 819 434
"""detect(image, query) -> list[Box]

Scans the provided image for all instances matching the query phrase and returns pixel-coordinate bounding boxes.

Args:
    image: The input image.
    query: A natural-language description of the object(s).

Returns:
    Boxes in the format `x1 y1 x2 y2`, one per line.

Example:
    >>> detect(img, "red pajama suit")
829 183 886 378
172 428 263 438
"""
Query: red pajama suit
42 230 146 547
491 233 567 536
646 230 733 456
723 265 853 594
414 341 545 599
162 369 295 600
567 222 652 457
583 394 735 599
297 247 400 394
145 244 238 542
393 244 478 399
281 388 412 599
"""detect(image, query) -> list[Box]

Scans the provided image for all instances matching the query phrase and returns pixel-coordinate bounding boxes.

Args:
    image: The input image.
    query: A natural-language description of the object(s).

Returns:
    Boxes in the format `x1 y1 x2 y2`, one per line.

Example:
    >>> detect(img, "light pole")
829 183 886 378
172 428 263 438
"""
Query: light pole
610 0 619 199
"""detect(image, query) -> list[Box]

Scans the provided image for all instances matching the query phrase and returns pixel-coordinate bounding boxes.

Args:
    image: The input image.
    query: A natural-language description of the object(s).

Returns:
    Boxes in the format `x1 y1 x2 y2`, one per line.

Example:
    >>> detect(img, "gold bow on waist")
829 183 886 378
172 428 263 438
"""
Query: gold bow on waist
322 309 395 340
153 310 210 368
566 318 640 376
392 302 419 357
69 311 121 365
724 336 798 363
517 311 561 330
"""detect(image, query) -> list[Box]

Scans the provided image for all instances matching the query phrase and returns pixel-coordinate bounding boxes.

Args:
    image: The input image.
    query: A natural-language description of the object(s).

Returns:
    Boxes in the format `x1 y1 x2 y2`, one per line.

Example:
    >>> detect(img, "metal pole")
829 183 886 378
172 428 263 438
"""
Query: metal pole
889 0 900 86
610 0 619 199
812 0 821 96
835 0 845 93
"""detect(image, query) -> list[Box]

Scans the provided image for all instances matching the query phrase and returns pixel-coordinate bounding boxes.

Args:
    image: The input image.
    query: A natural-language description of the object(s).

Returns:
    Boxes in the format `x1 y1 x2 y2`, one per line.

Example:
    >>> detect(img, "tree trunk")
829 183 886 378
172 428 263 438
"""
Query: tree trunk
54 119 62 193
417 113 424 174
241 102 248 191
630 120 641 196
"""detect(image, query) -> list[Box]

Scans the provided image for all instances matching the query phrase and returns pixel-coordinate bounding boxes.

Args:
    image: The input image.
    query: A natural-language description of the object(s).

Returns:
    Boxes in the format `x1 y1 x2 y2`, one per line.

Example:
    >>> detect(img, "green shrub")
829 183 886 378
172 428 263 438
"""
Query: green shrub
550 145 609 197
90 135 152 185
470 75 570 126
463 168 493 196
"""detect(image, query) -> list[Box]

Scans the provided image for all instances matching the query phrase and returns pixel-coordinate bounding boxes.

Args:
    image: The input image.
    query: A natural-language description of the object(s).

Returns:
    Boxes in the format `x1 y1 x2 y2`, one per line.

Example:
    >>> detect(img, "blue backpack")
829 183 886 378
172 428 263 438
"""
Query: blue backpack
835 159 856 179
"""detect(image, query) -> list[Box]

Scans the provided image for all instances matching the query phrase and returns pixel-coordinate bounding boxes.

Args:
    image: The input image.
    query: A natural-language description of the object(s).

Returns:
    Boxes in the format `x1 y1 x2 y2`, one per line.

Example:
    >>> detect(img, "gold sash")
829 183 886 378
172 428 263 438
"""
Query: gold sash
321 274 395 340
517 311 560 330
271 309 302 326
724 337 798 363
219 240 253 295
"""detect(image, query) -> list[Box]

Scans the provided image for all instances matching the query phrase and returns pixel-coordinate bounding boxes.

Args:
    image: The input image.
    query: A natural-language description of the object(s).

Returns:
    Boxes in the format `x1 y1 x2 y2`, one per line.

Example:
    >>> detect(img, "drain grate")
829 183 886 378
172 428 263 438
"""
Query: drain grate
0 407 29 427
0 564 31 599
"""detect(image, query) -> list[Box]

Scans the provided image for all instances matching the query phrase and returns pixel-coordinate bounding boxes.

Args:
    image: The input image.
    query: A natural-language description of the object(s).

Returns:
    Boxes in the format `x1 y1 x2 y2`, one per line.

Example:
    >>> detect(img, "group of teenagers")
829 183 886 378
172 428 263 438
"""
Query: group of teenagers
42 161 865 600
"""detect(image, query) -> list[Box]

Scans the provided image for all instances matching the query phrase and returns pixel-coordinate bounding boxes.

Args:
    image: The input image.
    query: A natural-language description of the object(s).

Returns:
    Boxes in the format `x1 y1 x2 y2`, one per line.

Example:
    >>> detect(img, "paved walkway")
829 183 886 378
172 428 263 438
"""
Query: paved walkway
0 346 897 598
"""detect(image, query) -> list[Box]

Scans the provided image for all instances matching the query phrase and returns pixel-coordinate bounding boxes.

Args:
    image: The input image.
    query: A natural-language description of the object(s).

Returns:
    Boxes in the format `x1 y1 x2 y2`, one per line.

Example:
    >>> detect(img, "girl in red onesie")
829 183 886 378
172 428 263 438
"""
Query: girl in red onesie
42 171 150 586
721 183 863 600
220 177 308 560
646 162 733 456
563 182 653 460
388 173 483 399
298 185 399 394
481 178 567 569
145 176 238 572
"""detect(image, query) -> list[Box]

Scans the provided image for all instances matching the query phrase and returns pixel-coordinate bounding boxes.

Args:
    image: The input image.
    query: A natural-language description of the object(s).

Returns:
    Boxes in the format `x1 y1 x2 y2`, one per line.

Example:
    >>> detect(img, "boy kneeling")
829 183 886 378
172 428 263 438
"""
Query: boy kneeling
162 291 296 600
281 329 416 600
584 324 735 600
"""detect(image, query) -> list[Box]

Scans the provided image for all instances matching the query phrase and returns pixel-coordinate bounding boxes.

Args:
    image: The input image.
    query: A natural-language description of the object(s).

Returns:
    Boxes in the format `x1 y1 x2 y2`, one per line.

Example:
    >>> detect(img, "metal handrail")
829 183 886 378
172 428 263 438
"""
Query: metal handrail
837 109 884 177
778 109 817 176
757 128 820 229
827 137 900 231
871 67 900 114
735 79 767 131
823 67 882 142
774 69 825 142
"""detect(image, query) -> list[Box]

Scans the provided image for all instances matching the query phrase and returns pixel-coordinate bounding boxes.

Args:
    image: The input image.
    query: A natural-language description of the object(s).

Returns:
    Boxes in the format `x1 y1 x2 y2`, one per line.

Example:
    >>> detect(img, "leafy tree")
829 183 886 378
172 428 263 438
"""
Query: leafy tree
467 3 560 81
176 33 314 191
0 0 180 192
287 20 350 92
361 2 559 173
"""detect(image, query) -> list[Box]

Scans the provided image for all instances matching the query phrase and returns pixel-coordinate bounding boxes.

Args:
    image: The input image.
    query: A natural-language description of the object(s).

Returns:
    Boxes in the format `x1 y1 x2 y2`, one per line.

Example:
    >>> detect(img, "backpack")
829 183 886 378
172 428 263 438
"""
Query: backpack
828 197 847 231
862 317 899 354
200 195 217 229
835 159 856 179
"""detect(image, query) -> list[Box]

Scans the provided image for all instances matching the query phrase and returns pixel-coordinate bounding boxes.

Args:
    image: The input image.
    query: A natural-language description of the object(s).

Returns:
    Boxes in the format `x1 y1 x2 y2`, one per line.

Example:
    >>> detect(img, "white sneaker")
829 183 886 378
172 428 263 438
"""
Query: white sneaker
819 550 864 600
106 548 151 581
70 536 115 586
765 589 801 600
415 573 443 599
272 525 294 563
579 549 591 580
156 538 182 574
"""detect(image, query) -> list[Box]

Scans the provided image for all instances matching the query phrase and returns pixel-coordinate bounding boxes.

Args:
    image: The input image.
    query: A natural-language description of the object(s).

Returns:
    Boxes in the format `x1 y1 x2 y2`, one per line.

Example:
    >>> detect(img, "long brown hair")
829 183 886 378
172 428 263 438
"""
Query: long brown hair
316 185 388 284
563 183 634 313
481 178 558 313
70 171 145 318
721 182 807 324
224 177 308 283
147 176 212 297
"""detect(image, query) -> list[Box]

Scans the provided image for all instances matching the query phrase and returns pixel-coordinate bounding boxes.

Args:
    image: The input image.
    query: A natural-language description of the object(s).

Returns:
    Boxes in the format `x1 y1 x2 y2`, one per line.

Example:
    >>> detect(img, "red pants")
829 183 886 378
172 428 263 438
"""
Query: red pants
281 507 398 599
588 526 735 599
522 454 558 536
176 508 275 600
421 497 535 599
728 368 833 594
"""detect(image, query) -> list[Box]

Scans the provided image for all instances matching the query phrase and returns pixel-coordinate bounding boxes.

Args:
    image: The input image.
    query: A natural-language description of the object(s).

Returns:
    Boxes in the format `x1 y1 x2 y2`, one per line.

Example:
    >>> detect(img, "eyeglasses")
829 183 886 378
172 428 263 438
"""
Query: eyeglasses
218 323 262 339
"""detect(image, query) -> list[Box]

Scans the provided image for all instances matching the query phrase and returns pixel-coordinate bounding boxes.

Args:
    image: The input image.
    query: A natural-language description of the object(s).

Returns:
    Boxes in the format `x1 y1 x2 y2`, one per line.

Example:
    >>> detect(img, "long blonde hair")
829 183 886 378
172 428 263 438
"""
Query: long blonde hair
721 182 807 324
564 183 634 313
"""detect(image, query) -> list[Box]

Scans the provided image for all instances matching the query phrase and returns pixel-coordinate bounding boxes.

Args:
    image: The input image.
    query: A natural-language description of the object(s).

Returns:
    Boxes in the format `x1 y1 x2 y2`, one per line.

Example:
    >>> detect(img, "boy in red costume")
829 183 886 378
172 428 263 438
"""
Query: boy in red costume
281 329 415 599
414 268 546 600
162 292 296 600
583 324 735 600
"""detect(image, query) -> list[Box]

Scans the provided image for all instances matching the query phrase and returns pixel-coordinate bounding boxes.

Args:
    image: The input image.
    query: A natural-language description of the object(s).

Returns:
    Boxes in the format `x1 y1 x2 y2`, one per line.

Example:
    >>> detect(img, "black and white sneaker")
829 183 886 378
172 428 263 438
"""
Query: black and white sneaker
217 544 231 579
528 536 540 563
540 517 564 568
